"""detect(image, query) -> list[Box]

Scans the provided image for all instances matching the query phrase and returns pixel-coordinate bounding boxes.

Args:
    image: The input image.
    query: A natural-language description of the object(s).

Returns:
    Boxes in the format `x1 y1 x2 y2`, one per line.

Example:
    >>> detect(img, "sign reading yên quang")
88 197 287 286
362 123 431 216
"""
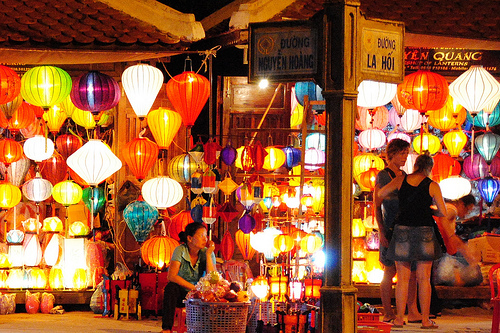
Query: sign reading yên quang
359 16 405 84
249 21 318 82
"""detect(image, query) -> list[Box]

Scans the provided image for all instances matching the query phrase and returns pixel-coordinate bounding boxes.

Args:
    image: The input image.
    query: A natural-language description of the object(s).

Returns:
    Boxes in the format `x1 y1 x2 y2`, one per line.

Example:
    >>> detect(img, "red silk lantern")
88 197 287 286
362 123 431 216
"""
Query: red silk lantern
397 70 449 113
39 152 68 185
0 138 23 166
430 152 461 183
122 137 159 182
165 69 210 128
220 230 234 261
252 141 268 171
169 210 193 241
235 229 255 261
240 145 254 172
55 134 82 160
315 111 326 126
141 236 179 269
217 200 239 223
203 138 222 165
0 65 21 105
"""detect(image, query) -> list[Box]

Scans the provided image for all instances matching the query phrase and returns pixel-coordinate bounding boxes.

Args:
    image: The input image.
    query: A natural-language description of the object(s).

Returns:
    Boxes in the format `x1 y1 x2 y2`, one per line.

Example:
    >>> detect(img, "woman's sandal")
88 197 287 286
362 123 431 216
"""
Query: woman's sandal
421 320 439 329
391 319 406 328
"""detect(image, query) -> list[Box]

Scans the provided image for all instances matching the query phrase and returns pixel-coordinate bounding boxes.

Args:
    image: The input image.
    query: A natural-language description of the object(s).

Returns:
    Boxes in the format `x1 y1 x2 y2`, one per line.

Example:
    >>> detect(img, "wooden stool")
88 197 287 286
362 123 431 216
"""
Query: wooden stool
171 307 187 333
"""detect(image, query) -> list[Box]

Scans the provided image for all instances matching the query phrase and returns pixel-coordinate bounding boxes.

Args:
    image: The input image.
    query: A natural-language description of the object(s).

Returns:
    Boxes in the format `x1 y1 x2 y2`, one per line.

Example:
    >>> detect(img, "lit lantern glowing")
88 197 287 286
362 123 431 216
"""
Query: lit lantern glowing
269 276 288 300
289 279 302 300
49 267 64 290
0 64 21 105
23 233 42 266
235 230 255 261
262 146 286 171
141 176 184 210
355 106 389 130
71 108 96 129
352 218 366 238
304 279 322 299
439 176 471 201
0 101 36 132
443 129 467 157
69 221 90 237
304 148 325 171
147 107 182 149
70 71 120 115
44 233 62 266
29 267 47 289
357 80 397 108
426 95 466 131
431 153 461 183
43 104 67 133
52 180 82 207
141 236 179 270
412 132 441 155
274 234 294 253
7 229 24 244
251 276 270 300
23 135 55 162
0 182 22 209
72 268 88 290
0 253 10 268
123 200 159 243
477 177 500 207
42 216 64 233
358 128 386 150
358 167 379 191
300 234 323 254
22 173 53 203
168 153 204 184
56 134 82 160
21 66 72 109
475 132 500 164
8 244 24 267
397 70 449 112
0 138 23 166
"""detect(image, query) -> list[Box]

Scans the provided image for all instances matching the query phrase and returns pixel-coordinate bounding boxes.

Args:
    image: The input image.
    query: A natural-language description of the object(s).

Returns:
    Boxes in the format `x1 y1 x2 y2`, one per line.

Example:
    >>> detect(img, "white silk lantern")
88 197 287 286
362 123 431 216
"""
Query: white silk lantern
23 135 55 162
141 176 184 210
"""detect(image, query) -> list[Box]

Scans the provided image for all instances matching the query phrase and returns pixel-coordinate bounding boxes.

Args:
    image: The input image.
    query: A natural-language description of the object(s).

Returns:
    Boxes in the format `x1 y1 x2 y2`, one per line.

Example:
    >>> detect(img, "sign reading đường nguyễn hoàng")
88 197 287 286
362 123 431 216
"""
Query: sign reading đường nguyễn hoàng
249 21 318 82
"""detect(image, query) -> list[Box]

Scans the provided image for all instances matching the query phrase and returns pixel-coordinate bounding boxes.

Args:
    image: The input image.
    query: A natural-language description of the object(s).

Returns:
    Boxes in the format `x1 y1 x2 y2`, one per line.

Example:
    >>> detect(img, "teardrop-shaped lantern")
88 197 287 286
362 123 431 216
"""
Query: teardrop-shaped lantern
71 108 96 129
147 107 182 150
443 130 467 158
123 199 159 243
412 133 441 155
43 104 67 133
357 80 397 108
0 138 23 166
122 137 159 182
449 65 500 115
70 71 120 115
23 135 55 162
475 132 500 164
358 128 386 150
477 177 500 207
252 141 267 171
82 186 106 216
22 173 53 203
66 139 122 186
397 70 449 112
55 134 82 160
0 182 21 209
0 65 21 105
240 145 254 172
439 176 471 201
463 153 488 180
39 152 68 185
165 69 210 128
21 66 72 109
235 229 255 260
52 180 83 207
466 109 500 128
203 139 222 165
122 64 164 119
23 233 42 267
141 176 184 210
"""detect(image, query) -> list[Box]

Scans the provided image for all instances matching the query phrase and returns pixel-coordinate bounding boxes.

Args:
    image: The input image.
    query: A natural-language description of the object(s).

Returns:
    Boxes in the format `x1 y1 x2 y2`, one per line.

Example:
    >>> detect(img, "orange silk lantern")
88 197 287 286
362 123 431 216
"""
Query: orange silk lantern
55 134 82 160
358 167 379 191
431 152 461 183
0 101 36 132
0 65 21 105
426 95 467 131
165 68 210 128
0 138 23 166
397 70 449 113
141 236 179 270
220 230 234 261
235 229 255 260
122 137 159 182
169 210 193 241
147 107 182 149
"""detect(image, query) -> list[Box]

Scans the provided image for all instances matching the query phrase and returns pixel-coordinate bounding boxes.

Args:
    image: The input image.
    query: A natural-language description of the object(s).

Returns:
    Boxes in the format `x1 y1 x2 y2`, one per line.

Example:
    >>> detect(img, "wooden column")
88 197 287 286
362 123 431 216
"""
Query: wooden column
316 1 360 332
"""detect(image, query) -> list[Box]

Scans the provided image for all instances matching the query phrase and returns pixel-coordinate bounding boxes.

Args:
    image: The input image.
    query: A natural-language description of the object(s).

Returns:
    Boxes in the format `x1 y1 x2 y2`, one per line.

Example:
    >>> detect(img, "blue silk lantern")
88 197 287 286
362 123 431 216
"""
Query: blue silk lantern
239 213 256 234
475 132 500 164
221 141 237 166
82 186 106 216
71 71 120 115
478 177 500 207
466 109 500 128
282 146 301 170
294 82 325 110
123 200 159 243
191 203 203 222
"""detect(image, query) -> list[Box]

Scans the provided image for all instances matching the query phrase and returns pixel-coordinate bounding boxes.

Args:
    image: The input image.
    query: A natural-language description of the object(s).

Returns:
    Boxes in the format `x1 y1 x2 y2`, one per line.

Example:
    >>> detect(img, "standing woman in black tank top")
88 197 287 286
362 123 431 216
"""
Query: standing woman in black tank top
376 153 447 329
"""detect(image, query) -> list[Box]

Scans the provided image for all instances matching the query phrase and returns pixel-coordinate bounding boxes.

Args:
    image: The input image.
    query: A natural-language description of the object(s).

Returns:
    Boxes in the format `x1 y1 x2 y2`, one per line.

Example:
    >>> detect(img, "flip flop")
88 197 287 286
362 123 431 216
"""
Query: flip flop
421 320 439 329
408 319 422 323
391 320 406 328
383 316 396 323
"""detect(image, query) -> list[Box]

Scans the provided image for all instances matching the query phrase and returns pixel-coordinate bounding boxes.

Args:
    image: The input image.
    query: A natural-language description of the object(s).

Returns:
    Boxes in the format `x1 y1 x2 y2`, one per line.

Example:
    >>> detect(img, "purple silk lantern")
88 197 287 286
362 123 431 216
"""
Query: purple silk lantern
221 141 237 166
70 71 121 114
463 153 489 180
238 213 256 234
477 177 500 207
282 146 301 170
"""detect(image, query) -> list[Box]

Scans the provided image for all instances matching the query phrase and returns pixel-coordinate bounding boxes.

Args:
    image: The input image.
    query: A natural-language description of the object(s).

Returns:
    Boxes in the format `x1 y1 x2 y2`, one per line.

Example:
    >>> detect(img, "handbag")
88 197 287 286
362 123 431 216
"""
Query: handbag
432 222 447 254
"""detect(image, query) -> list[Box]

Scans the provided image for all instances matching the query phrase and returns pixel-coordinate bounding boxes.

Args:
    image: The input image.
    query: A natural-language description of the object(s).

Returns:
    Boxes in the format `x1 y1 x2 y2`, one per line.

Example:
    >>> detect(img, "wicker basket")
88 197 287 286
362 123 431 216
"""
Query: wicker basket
185 299 250 333
247 300 286 333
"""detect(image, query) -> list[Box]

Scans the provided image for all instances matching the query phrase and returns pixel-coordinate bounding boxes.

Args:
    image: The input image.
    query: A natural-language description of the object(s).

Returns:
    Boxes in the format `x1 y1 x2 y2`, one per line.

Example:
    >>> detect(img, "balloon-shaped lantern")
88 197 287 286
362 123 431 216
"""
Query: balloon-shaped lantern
124 199 159 243
43 105 67 133
475 132 500 164
463 153 488 180
0 65 21 105
235 229 255 261
52 180 83 207
122 137 159 182
23 135 55 162
147 107 182 150
71 108 96 129
0 101 36 132
477 177 500 207
439 176 471 201
22 173 53 203
165 64 210 128
397 70 449 113
55 134 82 160
70 71 120 115
39 152 68 185
122 64 164 119
141 176 184 210
0 94 23 120
82 187 106 216
21 66 72 110
443 130 467 158
66 139 122 186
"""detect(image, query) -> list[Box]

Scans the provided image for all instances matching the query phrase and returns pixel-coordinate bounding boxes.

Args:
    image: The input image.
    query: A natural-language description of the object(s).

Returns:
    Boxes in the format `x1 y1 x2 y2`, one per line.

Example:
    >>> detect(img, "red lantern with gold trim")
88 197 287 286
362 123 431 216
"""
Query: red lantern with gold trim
220 230 234 261
122 137 159 182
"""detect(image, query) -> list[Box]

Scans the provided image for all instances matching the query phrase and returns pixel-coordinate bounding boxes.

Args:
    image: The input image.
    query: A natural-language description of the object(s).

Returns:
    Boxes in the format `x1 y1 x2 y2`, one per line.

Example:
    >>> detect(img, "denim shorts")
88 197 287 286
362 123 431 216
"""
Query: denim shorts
387 225 443 262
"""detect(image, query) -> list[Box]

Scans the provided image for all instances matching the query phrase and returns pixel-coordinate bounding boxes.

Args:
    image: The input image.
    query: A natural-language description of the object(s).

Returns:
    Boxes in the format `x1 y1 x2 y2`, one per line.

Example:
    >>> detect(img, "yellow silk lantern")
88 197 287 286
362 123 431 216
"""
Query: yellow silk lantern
71 108 96 129
0 182 22 209
0 270 7 288
52 180 83 207
72 268 88 290
352 218 366 237
413 133 441 155
290 103 304 128
43 216 64 232
262 146 286 171
6 268 24 288
49 267 64 290
274 234 294 253
443 129 468 157
251 276 270 300
30 267 47 289
352 260 367 283
69 221 90 237
300 234 323 254
147 107 182 149
43 104 67 133
269 275 288 299
0 253 10 268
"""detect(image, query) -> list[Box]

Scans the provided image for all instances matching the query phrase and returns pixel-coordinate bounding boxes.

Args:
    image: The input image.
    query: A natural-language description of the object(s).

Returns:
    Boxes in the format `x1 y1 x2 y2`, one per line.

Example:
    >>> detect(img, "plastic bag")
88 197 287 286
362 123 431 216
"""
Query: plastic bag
90 281 104 314
25 290 40 314
40 293 55 314
111 262 131 281
0 293 15 315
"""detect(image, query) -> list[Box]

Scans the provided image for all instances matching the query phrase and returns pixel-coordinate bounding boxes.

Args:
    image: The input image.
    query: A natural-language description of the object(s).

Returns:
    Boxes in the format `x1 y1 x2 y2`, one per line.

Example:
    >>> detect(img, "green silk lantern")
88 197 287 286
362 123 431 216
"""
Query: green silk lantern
82 186 106 216
21 66 72 109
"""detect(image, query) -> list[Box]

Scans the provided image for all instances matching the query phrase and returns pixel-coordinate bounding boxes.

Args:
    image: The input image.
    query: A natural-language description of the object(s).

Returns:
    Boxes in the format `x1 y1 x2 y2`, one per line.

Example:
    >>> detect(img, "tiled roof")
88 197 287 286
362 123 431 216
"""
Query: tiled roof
0 0 193 52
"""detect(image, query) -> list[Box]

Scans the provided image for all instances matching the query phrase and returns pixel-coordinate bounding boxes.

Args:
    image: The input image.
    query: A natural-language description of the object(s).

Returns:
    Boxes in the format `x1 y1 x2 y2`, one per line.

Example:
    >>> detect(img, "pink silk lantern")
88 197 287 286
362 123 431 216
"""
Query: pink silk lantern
463 153 489 180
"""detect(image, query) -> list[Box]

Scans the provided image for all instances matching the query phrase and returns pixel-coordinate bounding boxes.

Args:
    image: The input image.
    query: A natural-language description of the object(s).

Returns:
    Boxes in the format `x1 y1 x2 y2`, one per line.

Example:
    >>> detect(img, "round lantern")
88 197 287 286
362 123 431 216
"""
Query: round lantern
1 155 31 186
466 109 500 128
431 152 461 183
0 101 36 132
238 212 256 234
387 131 411 144
141 176 184 210
0 65 21 105
0 138 23 166
165 69 210 128
167 153 204 184
449 65 500 115
358 128 386 150
353 153 384 183
426 95 466 131
463 153 488 180
82 186 106 216
52 180 83 207
491 156 500 178
0 93 23 120
358 167 379 191
477 177 500 207
390 107 423 133
262 146 286 172
397 70 449 112
59 95 78 117
71 108 96 129
0 182 21 209
300 234 323 254
251 276 270 300
122 137 159 182
443 129 468 157
39 152 68 185
122 63 164 119
43 105 67 133
141 236 179 269
235 229 255 261
21 66 72 109
357 80 397 108
23 135 55 162
56 134 82 160
274 234 294 253
355 106 389 130
69 221 89 236
169 210 193 241
70 71 120 114
439 176 471 201
304 148 325 171
147 107 182 149
294 81 324 107
22 173 53 203
412 133 441 155
282 146 302 170
475 132 500 164
123 200 159 243
66 139 122 186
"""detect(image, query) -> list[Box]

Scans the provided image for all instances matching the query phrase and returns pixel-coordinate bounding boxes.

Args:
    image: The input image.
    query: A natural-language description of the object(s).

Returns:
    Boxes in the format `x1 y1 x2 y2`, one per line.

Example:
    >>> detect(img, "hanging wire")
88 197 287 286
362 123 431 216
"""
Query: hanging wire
158 45 221 81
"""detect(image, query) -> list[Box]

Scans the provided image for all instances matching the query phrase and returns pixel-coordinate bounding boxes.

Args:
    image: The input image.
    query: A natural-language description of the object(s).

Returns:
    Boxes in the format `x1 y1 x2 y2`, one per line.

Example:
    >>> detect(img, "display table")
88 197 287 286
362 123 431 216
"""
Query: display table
3 290 94 304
